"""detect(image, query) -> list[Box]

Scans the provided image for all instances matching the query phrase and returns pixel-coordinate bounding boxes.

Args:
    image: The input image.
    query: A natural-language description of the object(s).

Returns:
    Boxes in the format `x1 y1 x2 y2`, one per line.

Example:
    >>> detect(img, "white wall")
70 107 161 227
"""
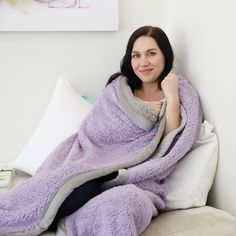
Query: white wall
0 0 164 164
1 0 236 217
161 0 236 216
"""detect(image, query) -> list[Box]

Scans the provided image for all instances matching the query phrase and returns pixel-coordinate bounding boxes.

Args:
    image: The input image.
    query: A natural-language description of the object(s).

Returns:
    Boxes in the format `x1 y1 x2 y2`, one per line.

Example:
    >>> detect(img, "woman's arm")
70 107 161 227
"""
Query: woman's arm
161 73 180 136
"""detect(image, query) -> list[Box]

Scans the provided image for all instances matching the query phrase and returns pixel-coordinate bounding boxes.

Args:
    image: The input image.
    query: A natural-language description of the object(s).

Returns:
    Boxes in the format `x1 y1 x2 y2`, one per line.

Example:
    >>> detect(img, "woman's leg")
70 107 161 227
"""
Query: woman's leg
48 171 118 232
64 184 158 236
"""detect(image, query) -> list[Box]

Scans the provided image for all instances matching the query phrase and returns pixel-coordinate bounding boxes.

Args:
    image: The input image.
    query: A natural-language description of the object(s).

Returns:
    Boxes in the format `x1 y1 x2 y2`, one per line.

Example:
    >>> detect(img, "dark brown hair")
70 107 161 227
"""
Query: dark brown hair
106 26 174 91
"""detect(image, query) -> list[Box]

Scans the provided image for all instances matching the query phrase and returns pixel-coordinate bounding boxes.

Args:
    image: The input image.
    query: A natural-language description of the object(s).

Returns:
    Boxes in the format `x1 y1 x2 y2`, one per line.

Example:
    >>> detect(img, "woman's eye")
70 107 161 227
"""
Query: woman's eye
131 54 140 58
148 51 156 56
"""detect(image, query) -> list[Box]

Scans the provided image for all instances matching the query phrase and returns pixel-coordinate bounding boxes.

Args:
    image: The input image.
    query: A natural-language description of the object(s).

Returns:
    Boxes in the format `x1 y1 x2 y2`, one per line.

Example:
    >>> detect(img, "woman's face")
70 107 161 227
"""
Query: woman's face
131 36 165 85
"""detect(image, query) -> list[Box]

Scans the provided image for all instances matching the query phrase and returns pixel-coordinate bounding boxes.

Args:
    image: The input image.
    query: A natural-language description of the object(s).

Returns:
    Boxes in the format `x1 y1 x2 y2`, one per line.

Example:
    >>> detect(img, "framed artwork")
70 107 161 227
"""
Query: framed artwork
0 0 118 31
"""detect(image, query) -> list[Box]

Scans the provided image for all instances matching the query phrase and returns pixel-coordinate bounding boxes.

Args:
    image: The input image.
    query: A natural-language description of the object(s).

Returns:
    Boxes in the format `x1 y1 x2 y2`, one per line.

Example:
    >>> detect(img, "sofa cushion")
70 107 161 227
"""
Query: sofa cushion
165 120 218 210
141 206 236 236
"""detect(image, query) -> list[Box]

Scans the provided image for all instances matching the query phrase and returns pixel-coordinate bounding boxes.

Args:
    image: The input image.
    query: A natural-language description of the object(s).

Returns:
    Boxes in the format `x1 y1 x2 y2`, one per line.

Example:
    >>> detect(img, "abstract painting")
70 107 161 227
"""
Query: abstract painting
0 0 118 31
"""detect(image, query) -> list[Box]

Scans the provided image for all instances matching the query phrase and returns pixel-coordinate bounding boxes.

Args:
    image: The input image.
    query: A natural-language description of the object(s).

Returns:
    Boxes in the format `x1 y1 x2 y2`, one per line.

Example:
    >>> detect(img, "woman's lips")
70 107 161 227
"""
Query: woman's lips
139 69 153 75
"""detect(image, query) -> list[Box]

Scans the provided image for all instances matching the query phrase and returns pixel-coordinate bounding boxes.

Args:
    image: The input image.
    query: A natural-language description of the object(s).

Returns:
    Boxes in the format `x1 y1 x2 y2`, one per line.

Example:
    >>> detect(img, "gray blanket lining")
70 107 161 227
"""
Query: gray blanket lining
116 76 158 131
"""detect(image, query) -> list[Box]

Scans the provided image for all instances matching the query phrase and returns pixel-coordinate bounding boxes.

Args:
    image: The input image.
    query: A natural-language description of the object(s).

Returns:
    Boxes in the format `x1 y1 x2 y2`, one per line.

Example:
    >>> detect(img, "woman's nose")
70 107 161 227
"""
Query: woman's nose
140 55 149 67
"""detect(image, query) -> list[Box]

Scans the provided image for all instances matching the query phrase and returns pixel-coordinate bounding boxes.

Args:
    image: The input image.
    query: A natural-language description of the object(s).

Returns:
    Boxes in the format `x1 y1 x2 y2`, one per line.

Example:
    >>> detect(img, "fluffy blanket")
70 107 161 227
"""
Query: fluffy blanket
0 75 202 236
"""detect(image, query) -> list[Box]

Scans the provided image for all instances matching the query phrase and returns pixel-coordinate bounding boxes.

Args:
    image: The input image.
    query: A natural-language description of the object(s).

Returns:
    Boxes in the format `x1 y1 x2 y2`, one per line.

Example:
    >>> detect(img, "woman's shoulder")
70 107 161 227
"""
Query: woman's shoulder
105 72 124 87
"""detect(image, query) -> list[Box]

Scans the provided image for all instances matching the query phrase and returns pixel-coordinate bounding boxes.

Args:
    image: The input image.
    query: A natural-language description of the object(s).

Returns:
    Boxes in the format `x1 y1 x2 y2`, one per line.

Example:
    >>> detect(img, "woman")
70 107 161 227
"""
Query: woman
107 26 180 137
0 26 202 236
48 26 181 232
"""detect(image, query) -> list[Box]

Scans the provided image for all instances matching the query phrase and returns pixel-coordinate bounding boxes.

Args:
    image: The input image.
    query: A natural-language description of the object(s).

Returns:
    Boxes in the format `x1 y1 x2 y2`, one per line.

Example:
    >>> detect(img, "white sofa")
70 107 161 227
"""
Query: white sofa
4 77 234 235
11 170 236 236
2 77 236 235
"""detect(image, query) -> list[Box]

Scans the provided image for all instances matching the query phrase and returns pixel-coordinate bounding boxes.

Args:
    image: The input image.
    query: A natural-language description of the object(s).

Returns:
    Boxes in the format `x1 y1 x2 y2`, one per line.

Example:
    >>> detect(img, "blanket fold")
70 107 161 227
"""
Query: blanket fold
0 75 202 236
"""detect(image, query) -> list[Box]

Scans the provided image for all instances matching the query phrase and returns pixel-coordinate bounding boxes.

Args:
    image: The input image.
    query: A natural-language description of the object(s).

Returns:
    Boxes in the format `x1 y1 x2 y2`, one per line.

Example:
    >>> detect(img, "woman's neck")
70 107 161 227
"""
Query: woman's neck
135 84 164 101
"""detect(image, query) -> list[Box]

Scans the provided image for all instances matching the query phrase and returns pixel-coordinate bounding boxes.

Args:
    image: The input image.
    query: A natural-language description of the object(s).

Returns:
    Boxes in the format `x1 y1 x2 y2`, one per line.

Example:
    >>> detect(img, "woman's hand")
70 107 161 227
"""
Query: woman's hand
161 73 179 101
161 73 180 136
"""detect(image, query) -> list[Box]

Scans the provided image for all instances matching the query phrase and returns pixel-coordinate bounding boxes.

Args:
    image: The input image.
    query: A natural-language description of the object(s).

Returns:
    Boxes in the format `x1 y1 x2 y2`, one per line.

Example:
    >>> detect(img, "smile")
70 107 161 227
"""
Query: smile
139 69 153 75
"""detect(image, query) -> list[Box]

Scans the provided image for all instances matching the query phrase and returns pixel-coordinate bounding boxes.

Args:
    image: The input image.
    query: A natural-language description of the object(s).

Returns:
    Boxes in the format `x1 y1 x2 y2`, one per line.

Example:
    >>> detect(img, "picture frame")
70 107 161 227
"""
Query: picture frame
0 0 118 31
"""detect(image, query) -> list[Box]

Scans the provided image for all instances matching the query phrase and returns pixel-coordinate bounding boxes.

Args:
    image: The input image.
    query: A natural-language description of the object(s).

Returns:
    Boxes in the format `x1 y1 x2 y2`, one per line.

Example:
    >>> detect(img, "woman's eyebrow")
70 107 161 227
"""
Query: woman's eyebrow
132 48 158 53
146 48 158 52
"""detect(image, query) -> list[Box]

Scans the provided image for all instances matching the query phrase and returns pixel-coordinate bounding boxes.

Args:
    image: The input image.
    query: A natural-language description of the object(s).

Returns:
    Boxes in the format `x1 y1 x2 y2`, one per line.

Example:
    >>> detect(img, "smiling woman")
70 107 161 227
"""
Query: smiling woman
130 35 179 135
107 26 180 136
0 25 204 235
131 36 165 86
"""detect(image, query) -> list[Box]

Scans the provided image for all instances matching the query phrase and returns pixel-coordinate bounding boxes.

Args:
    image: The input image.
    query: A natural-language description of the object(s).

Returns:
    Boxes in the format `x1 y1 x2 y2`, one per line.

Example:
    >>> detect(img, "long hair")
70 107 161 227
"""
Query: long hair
106 26 174 91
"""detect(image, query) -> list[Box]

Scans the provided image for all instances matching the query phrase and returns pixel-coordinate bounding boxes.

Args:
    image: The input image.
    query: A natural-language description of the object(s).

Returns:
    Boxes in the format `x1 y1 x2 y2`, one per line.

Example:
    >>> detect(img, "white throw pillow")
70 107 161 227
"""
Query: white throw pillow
164 120 218 210
11 76 92 176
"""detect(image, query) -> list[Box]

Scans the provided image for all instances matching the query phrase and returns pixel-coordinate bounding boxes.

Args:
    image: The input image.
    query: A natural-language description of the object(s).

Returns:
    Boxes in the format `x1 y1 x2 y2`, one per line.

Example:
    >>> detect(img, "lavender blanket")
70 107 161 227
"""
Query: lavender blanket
0 75 202 236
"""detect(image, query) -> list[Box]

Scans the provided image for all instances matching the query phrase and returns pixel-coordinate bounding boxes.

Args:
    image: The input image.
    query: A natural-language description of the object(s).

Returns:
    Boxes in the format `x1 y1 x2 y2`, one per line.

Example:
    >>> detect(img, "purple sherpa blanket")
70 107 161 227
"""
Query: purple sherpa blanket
0 75 202 236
